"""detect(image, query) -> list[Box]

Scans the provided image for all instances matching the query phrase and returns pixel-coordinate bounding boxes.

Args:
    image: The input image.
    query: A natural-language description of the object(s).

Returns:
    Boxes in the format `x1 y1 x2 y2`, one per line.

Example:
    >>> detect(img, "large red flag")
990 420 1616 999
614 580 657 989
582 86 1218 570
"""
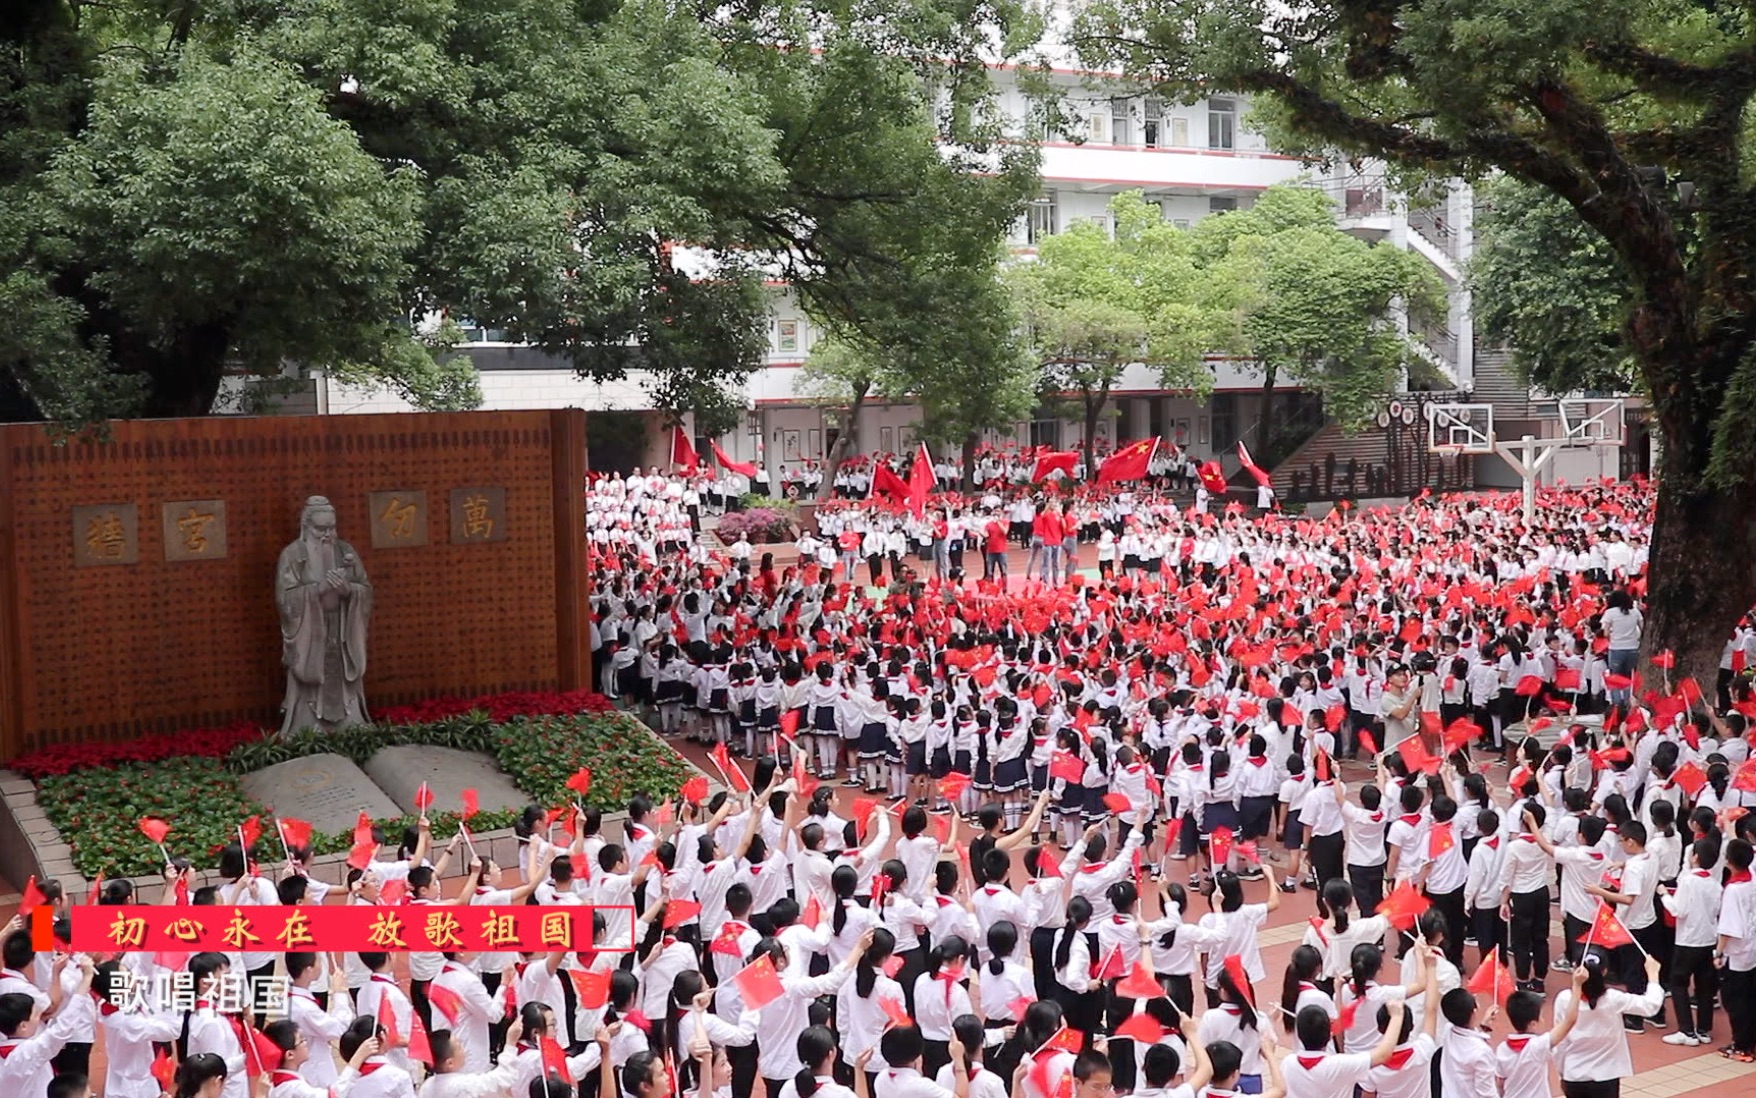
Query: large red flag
1465 946 1513 1006
1032 450 1081 483
906 443 934 518
1379 880 1431 931
871 462 911 502
1097 438 1157 484
1197 460 1229 495
671 426 700 473
1236 441 1271 487
710 439 757 478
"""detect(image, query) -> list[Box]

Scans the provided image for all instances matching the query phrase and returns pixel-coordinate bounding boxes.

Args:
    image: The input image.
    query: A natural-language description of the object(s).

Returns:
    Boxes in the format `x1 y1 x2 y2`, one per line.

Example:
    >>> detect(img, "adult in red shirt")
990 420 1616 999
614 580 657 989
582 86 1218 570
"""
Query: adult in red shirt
983 515 1009 582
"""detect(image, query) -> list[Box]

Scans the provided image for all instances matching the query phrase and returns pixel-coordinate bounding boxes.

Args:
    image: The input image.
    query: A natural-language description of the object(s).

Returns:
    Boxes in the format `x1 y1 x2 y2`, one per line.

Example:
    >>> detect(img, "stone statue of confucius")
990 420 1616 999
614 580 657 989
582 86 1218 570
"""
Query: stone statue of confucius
275 495 372 736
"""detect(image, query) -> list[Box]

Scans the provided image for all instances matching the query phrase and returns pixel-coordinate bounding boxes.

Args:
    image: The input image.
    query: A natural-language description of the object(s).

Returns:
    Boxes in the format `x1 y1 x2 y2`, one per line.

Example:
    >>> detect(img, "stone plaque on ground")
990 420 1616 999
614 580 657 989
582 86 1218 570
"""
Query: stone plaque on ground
239 753 404 835
364 746 528 818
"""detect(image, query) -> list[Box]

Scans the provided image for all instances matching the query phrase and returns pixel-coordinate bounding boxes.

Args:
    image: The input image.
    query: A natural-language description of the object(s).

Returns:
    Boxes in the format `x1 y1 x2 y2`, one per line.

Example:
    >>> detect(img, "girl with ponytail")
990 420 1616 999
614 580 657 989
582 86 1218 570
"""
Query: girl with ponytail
828 865 879 965
1278 945 1335 1036
1142 880 1219 1017
670 970 755 1092
914 936 973 1077
1302 877 1386 988
776 1025 855 1098
1051 896 1099 1035
1335 941 1428 1054
1196 962 1269 1095
872 861 928 1011
174 1053 229 1098
834 928 901 1077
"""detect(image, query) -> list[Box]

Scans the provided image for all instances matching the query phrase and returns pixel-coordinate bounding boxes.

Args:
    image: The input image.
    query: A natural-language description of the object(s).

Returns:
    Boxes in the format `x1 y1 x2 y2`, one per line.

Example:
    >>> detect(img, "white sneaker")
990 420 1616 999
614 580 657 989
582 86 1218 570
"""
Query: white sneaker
1662 1031 1700 1046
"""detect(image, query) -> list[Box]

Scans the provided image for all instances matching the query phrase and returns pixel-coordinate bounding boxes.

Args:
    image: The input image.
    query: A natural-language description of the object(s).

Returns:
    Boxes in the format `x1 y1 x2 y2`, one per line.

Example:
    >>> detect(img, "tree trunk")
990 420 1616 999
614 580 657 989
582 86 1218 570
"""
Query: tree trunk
1641 444 1756 690
1256 363 1278 460
1083 389 1102 479
815 381 869 502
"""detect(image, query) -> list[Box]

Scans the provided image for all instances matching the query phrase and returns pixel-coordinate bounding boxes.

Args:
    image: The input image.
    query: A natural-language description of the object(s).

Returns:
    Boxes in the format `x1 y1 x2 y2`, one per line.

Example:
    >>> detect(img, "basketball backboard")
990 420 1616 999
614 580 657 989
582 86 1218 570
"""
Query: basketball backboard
1557 399 1626 447
1424 402 1495 454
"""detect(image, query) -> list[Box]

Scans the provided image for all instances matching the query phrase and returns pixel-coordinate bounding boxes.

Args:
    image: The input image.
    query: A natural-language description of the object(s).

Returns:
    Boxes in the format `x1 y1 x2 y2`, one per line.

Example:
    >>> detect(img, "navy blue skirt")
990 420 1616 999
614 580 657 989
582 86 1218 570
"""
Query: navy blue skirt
813 706 839 733
993 758 1028 793
1031 764 1049 793
858 722 889 759
1060 784 1087 814
1200 801 1240 837
655 680 685 703
930 747 954 778
906 741 929 775
738 698 757 725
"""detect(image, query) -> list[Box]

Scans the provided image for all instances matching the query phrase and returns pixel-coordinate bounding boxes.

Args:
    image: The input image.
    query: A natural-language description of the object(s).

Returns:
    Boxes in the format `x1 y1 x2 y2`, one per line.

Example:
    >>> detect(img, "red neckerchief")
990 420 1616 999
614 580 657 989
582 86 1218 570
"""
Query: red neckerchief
271 1070 303 1085
934 967 961 1007
1248 756 1268 767
1295 1054 1326 1070
1505 1034 1533 1052
1730 869 1753 884
1694 869 1712 878
1384 1047 1416 1070
359 1061 385 1076
1485 837 1500 850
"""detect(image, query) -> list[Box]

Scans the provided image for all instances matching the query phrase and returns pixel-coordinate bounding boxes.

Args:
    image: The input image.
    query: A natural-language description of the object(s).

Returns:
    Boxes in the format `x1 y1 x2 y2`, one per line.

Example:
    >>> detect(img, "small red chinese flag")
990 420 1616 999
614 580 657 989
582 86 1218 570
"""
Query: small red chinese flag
1324 704 1347 732
346 839 377 871
1578 902 1634 949
780 709 801 739
407 1011 433 1066
138 816 171 845
1672 762 1709 798
733 954 786 1011
1397 736 1442 776
711 742 751 792
878 996 913 1029
378 879 408 906
376 991 401 1048
570 967 611 1011
427 981 463 1025
1115 963 1161 1001
1092 945 1126 981
239 815 262 851
940 772 973 802
1042 1025 1084 1054
278 817 314 850
1113 1013 1166 1043
1465 946 1513 1007
710 925 746 958
662 900 702 929
1380 880 1431 931
1223 955 1255 1008
566 768 593 796
460 789 480 821
151 1049 177 1091
414 782 435 811
1048 751 1086 783
680 776 709 805
1209 826 1235 867
353 810 374 848
18 876 45 918
1358 727 1379 756
1427 822 1457 860
1733 758 1756 794
802 896 822 931
541 1035 571 1081
1330 998 1360 1037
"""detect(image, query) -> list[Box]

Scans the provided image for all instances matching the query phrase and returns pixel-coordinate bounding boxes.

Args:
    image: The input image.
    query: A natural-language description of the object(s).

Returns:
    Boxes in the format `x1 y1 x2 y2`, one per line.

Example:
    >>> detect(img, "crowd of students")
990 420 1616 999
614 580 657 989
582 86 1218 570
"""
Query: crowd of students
7 469 1756 1098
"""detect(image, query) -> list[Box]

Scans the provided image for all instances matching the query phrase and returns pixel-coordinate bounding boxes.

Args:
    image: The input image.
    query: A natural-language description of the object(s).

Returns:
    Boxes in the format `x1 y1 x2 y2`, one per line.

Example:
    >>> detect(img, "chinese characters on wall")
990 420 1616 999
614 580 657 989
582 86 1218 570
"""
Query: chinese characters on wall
70 488 509 563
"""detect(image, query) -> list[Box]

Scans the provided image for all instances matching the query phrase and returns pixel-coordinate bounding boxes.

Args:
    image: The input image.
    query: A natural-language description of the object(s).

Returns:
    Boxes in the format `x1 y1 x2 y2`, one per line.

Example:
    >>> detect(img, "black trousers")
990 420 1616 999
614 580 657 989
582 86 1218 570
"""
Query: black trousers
1425 885 1467 966
1669 944 1718 1036
1308 831 1345 904
1561 1081 1620 1098
1562 912 1591 967
729 1044 759 1098
1348 862 1386 917
1471 906 1506 966
1507 888 1550 980
1724 966 1756 1053
1614 934 1658 1025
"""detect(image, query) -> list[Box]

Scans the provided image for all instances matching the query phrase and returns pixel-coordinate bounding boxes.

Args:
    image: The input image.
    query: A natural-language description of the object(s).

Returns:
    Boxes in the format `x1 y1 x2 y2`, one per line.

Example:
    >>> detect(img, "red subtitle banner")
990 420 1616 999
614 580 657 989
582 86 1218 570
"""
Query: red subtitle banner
70 905 636 955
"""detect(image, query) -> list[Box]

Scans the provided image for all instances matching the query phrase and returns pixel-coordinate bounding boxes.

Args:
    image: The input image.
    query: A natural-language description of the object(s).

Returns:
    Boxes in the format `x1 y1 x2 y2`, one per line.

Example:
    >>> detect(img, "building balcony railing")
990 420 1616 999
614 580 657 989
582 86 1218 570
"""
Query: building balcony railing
1406 204 1462 263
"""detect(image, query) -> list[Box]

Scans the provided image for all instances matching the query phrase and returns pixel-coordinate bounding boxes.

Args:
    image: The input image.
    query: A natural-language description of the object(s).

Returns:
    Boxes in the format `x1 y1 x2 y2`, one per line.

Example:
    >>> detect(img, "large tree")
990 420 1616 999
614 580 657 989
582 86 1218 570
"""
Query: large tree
1074 0 1756 683
1 0 1040 422
1191 187 1445 453
1011 191 1227 475
1470 177 1637 394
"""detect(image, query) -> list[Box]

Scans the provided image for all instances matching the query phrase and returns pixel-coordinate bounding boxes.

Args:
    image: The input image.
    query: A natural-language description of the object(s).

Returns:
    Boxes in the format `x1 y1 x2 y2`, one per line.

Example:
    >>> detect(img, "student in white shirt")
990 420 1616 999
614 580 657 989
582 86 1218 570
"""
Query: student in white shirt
94 960 183 1098
1494 973 1586 1098
1280 998 1403 1098
262 1017 373 1098
0 955 92 1098
1362 943 1440 1098
417 1022 527 1098
340 1015 418 1098
1552 952 1663 1095
934 1016 1007 1098
1661 836 1724 1046
775 1024 859 1098
873 1022 969 1098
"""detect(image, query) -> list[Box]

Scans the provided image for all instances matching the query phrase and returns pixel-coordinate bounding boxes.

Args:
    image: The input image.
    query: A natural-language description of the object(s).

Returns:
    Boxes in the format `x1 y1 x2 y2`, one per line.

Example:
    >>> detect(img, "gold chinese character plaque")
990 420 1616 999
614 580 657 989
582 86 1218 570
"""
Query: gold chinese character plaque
449 486 508 544
162 500 228 561
368 490 428 548
72 503 139 566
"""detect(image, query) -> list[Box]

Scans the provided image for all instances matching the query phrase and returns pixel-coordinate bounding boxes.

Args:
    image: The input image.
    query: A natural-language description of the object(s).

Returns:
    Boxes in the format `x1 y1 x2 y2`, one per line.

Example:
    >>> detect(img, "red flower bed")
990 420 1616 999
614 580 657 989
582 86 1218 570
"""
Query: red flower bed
10 692 616 779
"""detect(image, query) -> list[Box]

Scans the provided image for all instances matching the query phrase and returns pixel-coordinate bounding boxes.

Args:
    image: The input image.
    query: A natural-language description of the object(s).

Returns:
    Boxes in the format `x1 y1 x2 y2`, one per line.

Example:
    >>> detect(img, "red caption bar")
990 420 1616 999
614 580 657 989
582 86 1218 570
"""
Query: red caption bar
70 905 636 954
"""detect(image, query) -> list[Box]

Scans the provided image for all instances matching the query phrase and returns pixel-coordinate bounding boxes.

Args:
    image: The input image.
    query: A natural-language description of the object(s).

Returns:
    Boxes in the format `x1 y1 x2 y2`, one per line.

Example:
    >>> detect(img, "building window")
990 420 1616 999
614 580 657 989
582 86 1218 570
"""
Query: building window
1143 99 1163 147
776 320 800 353
1210 393 1238 450
1171 117 1189 147
1208 99 1236 150
1111 100 1131 146
1086 110 1112 144
1029 414 1061 450
1208 196 1237 213
1027 194 1058 245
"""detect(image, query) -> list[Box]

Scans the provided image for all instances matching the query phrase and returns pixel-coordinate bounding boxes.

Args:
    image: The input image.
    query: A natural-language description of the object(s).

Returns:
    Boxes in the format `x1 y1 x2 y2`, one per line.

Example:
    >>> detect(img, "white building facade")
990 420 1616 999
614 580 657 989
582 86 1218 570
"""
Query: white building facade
286 67 1475 481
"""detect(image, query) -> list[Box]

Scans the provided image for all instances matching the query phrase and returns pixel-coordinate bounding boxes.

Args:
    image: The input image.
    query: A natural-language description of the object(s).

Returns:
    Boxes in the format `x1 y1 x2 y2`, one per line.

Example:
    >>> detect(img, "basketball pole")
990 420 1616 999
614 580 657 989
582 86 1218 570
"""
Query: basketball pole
1492 434 1561 526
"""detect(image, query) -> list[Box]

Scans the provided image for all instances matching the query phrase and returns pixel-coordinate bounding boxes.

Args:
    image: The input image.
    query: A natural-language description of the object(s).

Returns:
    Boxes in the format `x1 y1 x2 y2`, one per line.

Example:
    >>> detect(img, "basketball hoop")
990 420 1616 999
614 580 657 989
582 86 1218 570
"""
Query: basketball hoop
1434 444 1463 473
